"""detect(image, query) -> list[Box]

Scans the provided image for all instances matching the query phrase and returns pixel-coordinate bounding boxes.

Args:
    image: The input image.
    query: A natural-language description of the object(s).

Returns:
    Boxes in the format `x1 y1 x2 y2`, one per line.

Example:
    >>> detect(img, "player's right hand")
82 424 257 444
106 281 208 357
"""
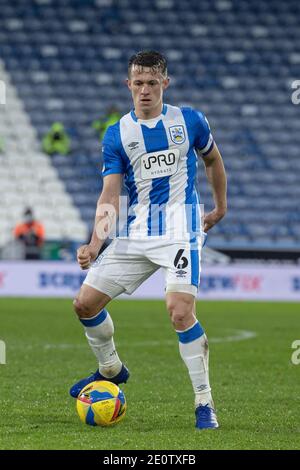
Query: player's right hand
77 244 98 270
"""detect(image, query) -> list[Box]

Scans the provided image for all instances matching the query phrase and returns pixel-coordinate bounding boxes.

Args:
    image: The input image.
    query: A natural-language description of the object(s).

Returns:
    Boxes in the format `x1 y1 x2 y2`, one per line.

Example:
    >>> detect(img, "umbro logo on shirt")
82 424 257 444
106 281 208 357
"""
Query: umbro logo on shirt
128 141 139 150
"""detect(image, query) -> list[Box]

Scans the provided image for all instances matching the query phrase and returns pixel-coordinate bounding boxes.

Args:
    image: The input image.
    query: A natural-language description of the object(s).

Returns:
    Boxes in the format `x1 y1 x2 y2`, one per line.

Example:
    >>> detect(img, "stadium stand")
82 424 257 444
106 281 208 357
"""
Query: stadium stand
0 0 299 256
0 59 88 248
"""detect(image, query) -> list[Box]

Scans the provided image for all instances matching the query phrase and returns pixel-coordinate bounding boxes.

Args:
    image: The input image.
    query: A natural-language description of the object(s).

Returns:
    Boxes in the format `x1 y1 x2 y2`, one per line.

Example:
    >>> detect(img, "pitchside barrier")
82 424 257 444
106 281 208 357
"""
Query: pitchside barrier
0 261 299 301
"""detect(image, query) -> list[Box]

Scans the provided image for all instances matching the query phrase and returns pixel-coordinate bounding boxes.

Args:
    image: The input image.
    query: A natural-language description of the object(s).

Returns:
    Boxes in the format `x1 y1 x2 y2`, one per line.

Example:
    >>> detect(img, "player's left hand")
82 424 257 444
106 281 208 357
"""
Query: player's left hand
203 208 226 233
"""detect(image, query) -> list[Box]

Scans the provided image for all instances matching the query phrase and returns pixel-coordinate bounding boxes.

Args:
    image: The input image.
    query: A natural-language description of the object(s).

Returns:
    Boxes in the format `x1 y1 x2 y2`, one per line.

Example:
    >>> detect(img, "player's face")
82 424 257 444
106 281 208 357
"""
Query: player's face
127 66 169 119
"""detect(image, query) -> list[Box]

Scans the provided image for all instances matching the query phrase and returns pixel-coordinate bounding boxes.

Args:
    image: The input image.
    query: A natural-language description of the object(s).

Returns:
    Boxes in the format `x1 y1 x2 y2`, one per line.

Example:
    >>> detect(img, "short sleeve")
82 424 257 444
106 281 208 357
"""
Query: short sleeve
102 126 125 176
193 110 214 156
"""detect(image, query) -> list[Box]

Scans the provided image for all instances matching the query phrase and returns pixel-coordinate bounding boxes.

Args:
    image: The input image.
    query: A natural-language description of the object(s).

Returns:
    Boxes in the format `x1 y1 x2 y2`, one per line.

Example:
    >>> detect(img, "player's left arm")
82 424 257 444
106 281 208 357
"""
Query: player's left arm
200 143 227 233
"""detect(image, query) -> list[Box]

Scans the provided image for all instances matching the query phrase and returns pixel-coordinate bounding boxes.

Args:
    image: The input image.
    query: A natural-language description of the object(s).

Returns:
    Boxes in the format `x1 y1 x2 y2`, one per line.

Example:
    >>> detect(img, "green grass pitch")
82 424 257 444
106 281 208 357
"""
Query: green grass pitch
0 298 299 450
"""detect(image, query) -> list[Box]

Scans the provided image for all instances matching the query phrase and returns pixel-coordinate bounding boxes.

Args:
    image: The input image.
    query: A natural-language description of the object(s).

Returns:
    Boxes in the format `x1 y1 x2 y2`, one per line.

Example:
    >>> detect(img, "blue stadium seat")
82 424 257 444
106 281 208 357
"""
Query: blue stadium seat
1 0 299 248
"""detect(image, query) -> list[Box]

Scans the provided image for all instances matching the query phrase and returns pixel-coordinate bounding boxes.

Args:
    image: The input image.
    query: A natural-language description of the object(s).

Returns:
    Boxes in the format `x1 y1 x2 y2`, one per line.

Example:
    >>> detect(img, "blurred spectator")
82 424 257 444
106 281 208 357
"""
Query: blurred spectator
13 208 45 260
92 106 121 141
42 122 71 155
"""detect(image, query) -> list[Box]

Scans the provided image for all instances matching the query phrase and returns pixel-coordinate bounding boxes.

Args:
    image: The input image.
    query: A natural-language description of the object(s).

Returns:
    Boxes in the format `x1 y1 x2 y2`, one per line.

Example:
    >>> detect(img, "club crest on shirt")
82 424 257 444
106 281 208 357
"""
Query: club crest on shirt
169 125 186 144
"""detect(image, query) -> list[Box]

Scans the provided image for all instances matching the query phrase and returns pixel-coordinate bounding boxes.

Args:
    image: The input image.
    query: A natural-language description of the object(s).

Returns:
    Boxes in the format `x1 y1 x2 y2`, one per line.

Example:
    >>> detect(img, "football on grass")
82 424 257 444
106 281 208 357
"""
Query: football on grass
76 380 127 426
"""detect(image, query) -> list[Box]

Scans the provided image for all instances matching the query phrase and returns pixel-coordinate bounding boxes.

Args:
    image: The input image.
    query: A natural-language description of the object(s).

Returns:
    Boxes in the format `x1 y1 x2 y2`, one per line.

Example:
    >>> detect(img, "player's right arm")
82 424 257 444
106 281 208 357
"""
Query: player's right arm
77 124 124 270
77 173 123 269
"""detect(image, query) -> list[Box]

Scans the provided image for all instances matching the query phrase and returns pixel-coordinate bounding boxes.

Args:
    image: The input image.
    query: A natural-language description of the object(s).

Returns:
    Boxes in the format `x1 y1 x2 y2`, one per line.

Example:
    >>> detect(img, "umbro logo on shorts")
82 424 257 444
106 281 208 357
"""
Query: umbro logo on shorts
176 269 187 278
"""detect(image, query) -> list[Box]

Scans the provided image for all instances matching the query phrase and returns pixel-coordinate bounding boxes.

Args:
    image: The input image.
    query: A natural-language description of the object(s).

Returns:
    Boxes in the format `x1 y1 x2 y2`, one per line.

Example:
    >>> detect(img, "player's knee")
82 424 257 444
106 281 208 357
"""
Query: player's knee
171 312 193 329
166 297 194 329
73 298 93 318
166 295 191 316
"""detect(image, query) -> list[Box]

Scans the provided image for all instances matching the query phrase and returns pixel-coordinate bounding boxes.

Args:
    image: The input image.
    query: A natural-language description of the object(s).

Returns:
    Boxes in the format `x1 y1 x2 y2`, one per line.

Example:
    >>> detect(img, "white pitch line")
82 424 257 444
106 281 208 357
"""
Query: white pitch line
210 329 257 343
42 329 257 350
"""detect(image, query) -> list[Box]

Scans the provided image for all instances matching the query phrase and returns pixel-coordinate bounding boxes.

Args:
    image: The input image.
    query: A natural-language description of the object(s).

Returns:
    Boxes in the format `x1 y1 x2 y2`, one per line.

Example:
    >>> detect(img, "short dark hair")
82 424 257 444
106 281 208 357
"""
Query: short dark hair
128 50 168 77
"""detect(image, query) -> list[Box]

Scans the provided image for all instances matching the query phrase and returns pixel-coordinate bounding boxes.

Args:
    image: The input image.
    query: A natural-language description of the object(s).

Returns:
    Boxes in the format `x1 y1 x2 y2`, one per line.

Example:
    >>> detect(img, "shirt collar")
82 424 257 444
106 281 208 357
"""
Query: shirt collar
130 103 167 122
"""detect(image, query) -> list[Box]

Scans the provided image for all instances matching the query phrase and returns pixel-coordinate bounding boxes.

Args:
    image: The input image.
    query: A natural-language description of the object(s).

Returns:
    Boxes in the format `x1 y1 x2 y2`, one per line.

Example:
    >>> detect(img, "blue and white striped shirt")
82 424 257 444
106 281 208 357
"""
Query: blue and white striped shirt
102 104 214 240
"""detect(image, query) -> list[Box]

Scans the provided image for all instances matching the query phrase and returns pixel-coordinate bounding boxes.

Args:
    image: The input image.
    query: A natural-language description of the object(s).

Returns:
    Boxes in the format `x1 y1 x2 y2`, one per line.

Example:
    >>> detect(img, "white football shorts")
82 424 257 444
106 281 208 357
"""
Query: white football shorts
83 237 203 299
